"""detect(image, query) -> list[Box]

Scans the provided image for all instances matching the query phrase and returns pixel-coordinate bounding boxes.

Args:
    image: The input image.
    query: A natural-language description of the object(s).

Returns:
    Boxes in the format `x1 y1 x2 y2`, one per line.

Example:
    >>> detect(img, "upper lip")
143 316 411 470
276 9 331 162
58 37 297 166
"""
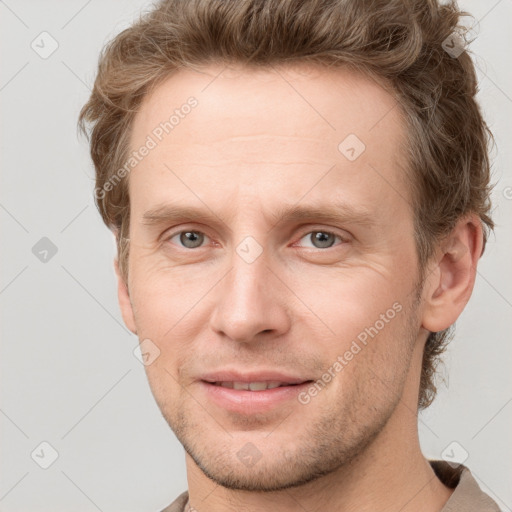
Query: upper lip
200 370 312 385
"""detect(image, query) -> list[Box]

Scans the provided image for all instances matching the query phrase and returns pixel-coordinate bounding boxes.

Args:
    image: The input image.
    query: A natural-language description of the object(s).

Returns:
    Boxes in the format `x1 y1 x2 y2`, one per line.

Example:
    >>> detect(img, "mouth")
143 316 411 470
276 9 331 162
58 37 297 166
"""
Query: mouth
203 380 310 391
198 377 315 414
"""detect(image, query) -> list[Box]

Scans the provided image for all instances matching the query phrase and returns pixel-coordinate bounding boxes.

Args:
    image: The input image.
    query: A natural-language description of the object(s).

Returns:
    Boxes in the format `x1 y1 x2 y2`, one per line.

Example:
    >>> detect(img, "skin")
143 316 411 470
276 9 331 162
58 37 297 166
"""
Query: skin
115 63 483 512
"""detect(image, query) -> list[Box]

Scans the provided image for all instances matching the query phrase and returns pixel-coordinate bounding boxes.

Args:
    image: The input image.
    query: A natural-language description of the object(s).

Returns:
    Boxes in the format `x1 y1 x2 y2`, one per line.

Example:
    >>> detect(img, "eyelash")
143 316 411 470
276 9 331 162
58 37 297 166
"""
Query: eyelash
163 228 348 250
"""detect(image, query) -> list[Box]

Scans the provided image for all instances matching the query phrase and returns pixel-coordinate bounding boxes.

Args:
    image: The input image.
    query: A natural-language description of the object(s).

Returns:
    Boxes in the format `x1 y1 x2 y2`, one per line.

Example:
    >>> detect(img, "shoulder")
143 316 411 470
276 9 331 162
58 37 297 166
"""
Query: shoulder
159 490 189 512
429 460 502 512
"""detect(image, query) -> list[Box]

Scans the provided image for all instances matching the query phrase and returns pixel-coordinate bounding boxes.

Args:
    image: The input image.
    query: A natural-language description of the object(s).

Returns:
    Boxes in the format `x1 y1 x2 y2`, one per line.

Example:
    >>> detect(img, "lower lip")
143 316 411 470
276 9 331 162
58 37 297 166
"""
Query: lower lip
199 381 312 414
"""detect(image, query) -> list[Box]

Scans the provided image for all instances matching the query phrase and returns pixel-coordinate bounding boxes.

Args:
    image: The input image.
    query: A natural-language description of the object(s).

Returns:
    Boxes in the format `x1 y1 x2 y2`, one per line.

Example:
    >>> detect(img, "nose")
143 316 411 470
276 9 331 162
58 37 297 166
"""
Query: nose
209 244 291 344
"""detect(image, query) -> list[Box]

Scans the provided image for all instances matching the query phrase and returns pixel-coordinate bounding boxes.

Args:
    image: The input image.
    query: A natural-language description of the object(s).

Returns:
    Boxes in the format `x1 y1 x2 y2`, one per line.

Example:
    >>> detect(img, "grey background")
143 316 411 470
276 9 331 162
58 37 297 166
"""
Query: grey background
0 1 511 510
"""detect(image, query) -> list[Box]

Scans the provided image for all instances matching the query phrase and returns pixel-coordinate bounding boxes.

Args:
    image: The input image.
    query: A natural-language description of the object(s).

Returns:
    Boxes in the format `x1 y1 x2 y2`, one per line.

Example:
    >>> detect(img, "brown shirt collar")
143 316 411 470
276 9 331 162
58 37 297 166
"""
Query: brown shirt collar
430 460 501 511
162 460 502 511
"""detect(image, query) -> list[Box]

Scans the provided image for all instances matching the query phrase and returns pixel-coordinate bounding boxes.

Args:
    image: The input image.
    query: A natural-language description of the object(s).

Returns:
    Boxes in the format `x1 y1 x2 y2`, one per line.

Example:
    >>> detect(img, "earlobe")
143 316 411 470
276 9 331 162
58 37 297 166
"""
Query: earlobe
114 258 138 335
421 215 483 333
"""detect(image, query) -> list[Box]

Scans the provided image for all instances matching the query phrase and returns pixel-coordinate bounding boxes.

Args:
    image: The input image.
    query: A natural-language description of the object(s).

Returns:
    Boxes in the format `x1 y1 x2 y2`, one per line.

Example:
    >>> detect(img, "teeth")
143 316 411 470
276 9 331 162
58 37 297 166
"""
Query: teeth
215 381 290 390
249 382 267 391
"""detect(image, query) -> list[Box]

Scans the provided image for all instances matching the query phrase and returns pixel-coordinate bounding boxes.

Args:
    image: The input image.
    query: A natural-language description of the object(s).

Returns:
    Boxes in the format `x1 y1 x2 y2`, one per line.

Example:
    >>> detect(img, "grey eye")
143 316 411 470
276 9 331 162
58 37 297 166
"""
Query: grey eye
300 231 340 249
178 231 205 249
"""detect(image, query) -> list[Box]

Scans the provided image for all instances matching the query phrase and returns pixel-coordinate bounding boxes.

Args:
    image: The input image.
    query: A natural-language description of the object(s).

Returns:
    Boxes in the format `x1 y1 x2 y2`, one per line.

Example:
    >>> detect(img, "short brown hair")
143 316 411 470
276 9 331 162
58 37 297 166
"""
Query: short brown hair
78 0 494 409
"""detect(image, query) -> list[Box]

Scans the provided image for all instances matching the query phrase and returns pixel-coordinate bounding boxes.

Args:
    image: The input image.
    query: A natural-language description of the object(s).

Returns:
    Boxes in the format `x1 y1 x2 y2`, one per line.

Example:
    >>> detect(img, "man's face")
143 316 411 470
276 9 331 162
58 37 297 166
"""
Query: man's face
122 63 427 490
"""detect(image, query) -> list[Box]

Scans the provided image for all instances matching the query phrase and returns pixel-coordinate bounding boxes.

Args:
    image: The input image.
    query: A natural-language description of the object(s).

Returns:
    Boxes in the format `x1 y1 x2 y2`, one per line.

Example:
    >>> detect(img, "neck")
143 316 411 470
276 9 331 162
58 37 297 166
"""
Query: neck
185 412 453 512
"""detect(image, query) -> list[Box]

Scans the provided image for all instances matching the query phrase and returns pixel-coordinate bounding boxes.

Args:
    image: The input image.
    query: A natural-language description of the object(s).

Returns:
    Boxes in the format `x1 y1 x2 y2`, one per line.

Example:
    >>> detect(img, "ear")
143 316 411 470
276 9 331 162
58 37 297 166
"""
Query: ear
114 258 138 335
421 214 484 333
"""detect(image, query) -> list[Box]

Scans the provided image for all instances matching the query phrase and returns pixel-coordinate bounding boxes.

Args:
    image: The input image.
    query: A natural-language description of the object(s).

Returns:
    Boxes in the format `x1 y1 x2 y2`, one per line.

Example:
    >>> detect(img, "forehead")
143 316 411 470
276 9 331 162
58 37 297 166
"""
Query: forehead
133 62 403 147
128 62 409 219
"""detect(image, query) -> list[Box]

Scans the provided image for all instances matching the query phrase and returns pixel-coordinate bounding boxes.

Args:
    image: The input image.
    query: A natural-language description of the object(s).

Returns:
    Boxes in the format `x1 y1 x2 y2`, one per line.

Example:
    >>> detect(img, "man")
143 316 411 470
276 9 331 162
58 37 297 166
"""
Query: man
78 0 500 510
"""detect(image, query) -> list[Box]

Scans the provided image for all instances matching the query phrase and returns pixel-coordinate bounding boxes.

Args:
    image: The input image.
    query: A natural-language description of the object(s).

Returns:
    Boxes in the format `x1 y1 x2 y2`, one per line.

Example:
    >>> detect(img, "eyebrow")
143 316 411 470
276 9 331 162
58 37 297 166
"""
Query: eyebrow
142 204 226 227
141 202 375 230
268 202 375 228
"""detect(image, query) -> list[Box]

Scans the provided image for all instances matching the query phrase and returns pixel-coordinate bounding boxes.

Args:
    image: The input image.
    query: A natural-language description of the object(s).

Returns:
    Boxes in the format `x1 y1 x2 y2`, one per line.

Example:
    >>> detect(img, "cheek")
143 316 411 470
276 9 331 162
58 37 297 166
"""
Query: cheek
129 258 215 338
299 268 407 340
128 265 211 394
314 306 414 429
300 270 413 388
